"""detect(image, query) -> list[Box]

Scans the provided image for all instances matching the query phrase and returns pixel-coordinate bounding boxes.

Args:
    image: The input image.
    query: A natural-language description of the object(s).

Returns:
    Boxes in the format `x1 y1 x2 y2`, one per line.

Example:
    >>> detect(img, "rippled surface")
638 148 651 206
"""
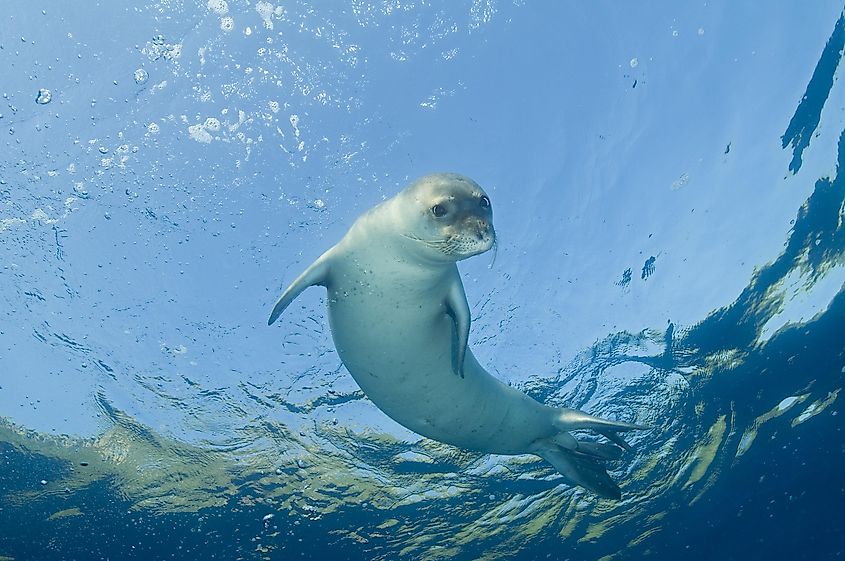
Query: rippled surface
1 2 844 560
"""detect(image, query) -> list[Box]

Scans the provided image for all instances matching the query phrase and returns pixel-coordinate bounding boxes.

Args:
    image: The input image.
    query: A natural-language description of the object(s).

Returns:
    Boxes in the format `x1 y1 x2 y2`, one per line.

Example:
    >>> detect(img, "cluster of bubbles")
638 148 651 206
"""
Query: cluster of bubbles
146 34 182 62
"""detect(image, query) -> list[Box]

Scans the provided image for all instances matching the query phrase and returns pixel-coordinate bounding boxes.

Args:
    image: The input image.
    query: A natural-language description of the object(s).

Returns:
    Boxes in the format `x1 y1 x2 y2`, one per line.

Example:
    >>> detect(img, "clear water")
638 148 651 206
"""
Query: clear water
1 2 844 560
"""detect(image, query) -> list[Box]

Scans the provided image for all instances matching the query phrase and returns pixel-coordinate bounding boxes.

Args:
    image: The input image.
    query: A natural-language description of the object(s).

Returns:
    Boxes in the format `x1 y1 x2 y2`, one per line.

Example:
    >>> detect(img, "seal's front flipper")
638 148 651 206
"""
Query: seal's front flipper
268 251 333 326
444 276 470 377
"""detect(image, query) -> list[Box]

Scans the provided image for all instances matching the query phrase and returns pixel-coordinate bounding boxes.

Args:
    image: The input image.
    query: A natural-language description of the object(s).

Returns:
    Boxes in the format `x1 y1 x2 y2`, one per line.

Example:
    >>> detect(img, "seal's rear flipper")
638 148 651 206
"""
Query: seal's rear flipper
268 251 333 326
554 408 648 451
534 442 622 500
572 439 625 461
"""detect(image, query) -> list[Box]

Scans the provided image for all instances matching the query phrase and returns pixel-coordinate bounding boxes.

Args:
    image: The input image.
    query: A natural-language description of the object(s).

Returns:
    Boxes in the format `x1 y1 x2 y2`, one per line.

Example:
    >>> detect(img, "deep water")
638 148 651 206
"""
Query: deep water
2 405 844 560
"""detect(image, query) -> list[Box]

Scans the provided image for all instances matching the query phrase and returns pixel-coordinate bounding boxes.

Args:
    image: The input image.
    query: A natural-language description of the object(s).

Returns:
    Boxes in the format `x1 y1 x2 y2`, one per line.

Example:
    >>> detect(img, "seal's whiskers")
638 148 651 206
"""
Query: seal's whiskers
402 233 456 253
489 237 498 268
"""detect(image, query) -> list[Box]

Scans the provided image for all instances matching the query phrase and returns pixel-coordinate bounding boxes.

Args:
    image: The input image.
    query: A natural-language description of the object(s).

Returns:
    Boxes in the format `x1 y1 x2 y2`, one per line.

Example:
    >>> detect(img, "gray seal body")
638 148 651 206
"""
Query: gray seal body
269 173 646 499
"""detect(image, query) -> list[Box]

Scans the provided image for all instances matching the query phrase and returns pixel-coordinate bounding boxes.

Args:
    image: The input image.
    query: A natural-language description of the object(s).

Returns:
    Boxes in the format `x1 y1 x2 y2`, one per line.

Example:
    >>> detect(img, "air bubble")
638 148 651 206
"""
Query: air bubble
134 69 149 85
35 88 52 104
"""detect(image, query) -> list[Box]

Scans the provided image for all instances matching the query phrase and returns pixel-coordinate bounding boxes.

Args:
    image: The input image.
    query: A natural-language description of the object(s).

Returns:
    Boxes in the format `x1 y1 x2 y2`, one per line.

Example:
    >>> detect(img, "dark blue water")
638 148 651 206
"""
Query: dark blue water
2 402 843 560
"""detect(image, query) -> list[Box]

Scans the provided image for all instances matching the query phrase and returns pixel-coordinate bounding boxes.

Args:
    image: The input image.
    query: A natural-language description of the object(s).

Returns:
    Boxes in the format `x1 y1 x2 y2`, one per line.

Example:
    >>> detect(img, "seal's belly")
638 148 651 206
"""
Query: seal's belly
326 289 553 454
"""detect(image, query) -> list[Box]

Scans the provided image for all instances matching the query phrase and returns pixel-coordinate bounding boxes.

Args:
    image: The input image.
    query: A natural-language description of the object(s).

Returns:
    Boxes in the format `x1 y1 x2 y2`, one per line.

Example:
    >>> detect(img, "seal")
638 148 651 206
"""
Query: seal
268 172 646 499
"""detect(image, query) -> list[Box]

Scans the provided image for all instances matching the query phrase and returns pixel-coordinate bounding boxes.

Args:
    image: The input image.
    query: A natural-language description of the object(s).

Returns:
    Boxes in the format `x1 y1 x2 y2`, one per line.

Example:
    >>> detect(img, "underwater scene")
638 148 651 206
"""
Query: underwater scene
1 1 844 560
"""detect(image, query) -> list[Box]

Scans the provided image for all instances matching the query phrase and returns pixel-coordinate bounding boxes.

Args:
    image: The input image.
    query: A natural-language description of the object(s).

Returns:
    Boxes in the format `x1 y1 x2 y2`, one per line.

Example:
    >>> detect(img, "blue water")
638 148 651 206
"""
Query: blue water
2 1 844 560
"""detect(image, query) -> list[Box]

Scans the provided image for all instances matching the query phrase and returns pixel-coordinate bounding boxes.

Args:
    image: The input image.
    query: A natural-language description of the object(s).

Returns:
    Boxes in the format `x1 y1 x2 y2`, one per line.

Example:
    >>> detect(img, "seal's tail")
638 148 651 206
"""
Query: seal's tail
531 408 648 500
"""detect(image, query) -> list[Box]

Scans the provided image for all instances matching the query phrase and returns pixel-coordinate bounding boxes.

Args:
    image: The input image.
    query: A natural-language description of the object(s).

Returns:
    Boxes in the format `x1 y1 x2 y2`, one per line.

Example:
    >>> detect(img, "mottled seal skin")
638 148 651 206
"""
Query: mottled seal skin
269 173 646 499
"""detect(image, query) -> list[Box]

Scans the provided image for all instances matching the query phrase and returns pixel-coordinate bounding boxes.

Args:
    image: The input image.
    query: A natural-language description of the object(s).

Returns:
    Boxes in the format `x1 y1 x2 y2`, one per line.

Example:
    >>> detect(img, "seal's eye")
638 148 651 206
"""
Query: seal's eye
431 204 448 217
479 195 490 208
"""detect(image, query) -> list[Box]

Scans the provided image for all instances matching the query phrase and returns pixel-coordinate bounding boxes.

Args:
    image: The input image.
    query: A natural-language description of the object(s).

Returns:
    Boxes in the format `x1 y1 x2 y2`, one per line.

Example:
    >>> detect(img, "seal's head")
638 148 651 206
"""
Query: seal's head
397 172 496 262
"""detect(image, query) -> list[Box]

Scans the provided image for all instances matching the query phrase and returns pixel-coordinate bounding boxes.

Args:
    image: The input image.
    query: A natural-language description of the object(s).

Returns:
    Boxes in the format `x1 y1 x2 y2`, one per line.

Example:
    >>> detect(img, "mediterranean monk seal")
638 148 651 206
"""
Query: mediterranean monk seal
269 172 646 499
